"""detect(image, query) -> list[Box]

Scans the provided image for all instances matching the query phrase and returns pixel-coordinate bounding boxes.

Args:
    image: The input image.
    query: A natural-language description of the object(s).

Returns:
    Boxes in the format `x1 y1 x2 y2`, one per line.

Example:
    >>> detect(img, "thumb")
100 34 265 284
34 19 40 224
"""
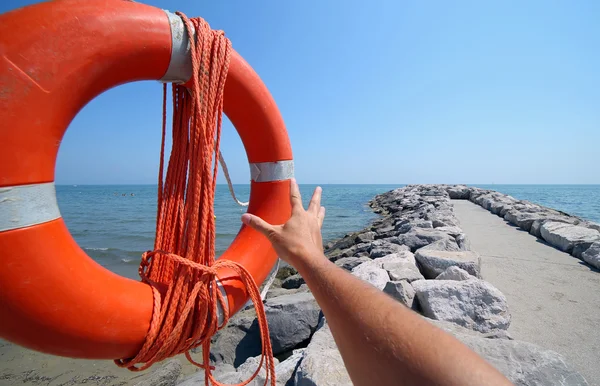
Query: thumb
241 213 275 237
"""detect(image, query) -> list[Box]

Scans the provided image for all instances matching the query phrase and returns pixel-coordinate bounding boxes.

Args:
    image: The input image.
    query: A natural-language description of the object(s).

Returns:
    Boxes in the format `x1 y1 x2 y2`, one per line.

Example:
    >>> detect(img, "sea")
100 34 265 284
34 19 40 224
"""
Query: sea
56 184 600 279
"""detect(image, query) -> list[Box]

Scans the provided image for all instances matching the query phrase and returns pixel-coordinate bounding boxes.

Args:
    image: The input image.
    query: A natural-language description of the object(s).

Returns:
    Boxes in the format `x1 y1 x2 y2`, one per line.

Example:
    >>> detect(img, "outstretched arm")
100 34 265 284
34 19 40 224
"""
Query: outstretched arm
242 180 512 386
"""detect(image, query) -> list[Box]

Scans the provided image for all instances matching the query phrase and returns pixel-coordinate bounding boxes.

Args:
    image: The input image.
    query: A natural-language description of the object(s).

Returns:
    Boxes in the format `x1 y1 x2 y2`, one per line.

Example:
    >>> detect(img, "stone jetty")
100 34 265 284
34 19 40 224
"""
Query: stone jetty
142 185 598 386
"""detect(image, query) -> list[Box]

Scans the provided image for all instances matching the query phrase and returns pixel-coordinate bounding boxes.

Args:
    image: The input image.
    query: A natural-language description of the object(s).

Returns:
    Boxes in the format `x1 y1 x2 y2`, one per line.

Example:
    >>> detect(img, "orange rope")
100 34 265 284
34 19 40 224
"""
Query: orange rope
114 14 276 386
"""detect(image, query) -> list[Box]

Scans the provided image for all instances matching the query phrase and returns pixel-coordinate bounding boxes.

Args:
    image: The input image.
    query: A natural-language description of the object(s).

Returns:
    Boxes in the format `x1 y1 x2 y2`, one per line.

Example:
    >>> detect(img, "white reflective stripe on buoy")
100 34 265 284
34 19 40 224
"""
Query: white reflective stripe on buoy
250 160 295 183
160 10 193 84
0 182 61 232
215 277 229 327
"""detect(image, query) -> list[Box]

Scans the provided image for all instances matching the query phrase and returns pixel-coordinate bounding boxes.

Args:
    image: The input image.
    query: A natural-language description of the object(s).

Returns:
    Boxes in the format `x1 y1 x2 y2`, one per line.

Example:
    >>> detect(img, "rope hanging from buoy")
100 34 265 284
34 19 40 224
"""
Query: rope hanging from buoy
114 14 276 386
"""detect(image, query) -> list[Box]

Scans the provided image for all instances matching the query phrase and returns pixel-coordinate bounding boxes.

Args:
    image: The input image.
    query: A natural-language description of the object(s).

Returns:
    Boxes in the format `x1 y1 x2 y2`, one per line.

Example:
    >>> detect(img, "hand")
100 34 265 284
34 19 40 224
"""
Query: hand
241 179 326 267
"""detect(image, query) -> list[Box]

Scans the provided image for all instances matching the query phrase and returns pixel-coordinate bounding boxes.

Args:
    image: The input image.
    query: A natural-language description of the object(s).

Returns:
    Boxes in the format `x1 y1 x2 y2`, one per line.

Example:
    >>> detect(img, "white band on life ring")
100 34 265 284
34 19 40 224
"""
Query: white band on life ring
250 161 295 183
160 10 194 84
0 182 61 232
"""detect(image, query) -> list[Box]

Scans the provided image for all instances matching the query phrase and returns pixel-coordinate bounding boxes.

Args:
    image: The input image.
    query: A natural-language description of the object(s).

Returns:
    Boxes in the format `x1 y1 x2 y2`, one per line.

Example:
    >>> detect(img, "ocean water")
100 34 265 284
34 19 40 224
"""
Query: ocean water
56 184 397 279
56 184 600 279
473 184 600 224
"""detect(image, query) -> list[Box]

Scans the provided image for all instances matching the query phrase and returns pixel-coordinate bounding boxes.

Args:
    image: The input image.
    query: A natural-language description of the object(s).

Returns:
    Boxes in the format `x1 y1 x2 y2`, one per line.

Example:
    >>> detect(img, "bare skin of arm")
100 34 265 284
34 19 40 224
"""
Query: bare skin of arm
242 180 512 386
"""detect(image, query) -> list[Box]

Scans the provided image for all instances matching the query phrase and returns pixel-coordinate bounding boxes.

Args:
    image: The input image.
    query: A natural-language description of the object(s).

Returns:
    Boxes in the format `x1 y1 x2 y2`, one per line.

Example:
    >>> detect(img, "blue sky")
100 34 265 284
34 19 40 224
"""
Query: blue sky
3 0 599 184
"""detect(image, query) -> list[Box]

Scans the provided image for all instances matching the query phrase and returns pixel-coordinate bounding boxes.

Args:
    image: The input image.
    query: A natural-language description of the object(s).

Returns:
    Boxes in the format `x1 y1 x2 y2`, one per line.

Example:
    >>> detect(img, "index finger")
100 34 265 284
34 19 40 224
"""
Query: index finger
290 178 303 211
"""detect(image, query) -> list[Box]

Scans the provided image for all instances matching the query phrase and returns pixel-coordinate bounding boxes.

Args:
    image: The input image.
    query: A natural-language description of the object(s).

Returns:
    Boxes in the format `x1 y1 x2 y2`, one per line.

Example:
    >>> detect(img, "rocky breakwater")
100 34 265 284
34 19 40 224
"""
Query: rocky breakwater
447 185 600 270
141 185 587 386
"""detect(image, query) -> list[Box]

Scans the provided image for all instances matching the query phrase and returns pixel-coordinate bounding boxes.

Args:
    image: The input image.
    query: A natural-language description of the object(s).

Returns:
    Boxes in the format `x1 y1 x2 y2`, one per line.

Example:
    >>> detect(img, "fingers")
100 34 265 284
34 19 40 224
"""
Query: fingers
308 186 322 214
290 178 303 211
317 206 326 228
241 213 275 237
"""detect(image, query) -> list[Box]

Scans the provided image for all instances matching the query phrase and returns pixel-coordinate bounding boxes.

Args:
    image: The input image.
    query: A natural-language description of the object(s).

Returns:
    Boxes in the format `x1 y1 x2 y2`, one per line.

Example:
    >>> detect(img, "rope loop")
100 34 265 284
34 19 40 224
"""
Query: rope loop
114 13 276 386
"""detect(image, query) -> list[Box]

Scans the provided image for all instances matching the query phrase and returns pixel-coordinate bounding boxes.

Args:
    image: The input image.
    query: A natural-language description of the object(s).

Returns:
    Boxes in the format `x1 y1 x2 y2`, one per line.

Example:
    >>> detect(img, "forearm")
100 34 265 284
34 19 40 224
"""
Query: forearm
294 252 511 386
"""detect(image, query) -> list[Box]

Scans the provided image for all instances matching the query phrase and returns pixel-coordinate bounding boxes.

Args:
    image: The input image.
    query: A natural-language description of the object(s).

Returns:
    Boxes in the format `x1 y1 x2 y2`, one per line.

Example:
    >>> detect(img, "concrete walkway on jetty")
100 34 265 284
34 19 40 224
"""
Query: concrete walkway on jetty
452 199 600 385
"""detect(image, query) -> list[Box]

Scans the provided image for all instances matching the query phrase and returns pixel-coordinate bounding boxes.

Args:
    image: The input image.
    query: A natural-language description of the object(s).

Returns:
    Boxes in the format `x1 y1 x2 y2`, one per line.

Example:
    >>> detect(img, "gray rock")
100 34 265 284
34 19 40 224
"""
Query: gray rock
540 222 600 254
294 322 352 386
265 293 322 354
387 262 424 282
351 261 390 290
435 266 472 281
447 185 471 199
504 210 544 231
414 249 481 278
276 265 298 281
334 256 370 271
355 231 376 243
374 250 416 266
413 279 510 333
418 237 461 252
383 280 415 307
210 293 320 366
210 308 262 366
136 360 182 386
369 239 410 258
581 242 600 270
266 285 309 299
185 355 281 386
394 228 456 252
455 233 471 250
411 219 434 229
426 320 587 385
434 226 464 237
282 274 305 289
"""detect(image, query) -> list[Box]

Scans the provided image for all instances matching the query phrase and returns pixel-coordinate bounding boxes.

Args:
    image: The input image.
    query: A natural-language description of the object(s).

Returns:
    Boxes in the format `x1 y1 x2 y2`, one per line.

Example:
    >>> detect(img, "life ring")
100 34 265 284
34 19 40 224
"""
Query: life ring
0 0 292 359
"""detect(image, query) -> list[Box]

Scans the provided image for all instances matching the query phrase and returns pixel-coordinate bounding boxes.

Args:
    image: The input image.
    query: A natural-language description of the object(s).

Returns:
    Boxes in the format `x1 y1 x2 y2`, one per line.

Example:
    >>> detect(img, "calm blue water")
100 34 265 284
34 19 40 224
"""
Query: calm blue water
474 185 600 224
56 184 600 279
56 184 397 279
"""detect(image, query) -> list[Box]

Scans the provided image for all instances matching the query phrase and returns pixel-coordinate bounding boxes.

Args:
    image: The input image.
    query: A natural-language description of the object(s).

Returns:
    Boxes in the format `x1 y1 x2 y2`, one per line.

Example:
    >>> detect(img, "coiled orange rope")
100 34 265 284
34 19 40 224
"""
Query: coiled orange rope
114 14 276 386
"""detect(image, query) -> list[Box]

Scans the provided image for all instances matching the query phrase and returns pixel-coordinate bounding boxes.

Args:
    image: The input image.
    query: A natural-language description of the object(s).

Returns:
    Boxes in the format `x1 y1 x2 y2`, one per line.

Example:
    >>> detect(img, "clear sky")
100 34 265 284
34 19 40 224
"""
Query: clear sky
3 0 599 184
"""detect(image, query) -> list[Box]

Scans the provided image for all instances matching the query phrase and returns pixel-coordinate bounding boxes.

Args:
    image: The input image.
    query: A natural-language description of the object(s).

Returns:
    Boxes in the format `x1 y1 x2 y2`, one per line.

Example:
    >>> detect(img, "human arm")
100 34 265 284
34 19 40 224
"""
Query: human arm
241 180 512 386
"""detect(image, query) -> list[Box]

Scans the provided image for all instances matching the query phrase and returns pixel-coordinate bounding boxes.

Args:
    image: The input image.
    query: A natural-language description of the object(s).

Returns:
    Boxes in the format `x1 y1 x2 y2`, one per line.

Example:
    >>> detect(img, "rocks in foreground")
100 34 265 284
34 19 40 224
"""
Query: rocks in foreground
412 279 511 333
430 319 588 386
171 184 589 385
291 318 586 386
581 242 600 269
415 249 481 279
293 322 351 386
210 292 320 366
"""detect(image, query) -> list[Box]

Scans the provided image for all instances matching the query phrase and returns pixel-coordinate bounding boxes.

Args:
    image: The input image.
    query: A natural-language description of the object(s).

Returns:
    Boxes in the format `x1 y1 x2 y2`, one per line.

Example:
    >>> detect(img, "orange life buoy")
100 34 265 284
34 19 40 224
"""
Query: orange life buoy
0 0 292 360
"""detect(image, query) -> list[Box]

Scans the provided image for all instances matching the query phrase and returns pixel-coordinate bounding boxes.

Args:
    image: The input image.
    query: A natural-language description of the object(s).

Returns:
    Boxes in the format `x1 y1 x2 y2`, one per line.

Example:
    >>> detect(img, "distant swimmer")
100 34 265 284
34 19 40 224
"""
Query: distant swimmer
131 193 135 196
122 194 126 196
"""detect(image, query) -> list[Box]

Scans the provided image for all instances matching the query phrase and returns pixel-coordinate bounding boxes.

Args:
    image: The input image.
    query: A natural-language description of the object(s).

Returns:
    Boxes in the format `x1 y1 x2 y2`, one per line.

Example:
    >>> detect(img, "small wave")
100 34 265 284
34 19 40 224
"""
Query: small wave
120 258 138 264
84 247 109 251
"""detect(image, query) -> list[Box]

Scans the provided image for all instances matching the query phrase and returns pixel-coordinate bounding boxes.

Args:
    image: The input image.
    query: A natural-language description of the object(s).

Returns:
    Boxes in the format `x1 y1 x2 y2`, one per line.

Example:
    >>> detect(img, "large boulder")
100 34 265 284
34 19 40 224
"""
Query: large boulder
266 285 309 300
351 261 390 290
210 293 320 366
209 308 262 366
383 280 415 307
265 293 322 354
334 256 370 271
435 266 472 281
414 249 481 278
446 185 471 199
394 229 458 252
581 242 600 270
294 322 352 386
428 319 587 385
369 240 410 258
413 279 510 333
136 360 182 386
181 353 301 386
540 222 600 254
282 274 305 289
